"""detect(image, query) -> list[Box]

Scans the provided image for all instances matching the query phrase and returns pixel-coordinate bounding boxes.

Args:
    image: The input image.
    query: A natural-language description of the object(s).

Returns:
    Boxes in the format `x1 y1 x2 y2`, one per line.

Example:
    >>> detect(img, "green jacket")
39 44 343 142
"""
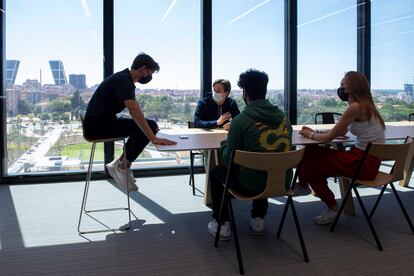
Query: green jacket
221 99 292 195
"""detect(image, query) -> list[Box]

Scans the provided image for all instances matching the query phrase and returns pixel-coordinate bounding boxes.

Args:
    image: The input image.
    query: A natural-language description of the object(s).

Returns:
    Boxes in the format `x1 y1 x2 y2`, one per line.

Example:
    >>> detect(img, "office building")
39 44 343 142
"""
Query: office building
6 59 20 87
69 74 86 90
49 60 68 85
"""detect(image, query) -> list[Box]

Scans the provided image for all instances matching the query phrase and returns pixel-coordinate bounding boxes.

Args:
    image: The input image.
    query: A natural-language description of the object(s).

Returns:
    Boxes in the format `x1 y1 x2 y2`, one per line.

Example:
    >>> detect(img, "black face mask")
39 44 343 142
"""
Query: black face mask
138 75 152 84
337 87 349 102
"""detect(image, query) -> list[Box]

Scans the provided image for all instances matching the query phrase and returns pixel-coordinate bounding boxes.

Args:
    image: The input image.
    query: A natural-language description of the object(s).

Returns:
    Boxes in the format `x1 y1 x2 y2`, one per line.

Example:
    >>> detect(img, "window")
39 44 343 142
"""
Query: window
114 0 201 169
212 0 284 111
371 0 414 122
297 0 357 124
4 0 104 176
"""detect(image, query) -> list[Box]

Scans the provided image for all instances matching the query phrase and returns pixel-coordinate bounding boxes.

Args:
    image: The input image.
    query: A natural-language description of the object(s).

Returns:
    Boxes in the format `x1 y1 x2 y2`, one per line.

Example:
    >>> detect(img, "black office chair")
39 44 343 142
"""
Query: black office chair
188 121 204 195
314 112 342 124
409 113 414 121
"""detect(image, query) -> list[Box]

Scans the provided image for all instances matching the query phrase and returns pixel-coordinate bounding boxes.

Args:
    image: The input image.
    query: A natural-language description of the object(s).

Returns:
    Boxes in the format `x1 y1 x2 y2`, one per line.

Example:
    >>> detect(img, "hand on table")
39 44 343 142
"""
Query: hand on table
217 112 232 126
299 126 314 138
151 137 177 145
223 122 231 131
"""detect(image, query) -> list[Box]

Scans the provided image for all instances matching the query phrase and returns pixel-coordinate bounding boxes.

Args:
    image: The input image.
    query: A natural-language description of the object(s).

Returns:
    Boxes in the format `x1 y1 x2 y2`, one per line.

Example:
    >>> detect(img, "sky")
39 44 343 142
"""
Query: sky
5 0 414 90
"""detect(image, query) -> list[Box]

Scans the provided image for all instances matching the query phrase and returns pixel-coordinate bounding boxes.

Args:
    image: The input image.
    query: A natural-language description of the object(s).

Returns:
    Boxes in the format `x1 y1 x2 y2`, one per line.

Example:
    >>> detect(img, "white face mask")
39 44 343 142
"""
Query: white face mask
213 92 225 103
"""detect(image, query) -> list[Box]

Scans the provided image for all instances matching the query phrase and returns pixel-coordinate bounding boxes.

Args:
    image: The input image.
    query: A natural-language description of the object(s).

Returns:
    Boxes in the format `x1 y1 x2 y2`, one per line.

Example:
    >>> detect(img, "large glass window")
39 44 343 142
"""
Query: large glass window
371 0 414 122
297 0 357 124
114 0 201 169
212 0 284 111
4 0 104 176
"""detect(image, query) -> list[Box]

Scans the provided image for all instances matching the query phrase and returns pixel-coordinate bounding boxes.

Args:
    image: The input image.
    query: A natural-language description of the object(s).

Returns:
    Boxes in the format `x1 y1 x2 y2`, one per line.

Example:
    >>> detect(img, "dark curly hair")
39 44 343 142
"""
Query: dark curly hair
237 69 269 101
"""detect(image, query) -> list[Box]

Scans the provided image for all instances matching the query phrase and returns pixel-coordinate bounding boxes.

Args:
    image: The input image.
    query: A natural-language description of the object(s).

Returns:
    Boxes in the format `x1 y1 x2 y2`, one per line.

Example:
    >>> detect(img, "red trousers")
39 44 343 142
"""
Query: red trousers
298 145 381 208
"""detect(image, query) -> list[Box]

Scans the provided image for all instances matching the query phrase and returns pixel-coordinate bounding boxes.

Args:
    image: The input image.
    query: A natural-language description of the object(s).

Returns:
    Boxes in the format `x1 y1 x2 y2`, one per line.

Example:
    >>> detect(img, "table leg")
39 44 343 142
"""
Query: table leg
204 149 220 207
338 177 355 216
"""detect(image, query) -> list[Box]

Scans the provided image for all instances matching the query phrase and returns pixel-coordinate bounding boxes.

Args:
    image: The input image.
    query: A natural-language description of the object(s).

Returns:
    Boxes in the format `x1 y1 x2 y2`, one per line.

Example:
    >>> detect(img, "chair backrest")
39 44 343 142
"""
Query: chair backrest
368 137 413 182
314 112 342 124
230 147 305 199
188 121 195 128
409 113 414 122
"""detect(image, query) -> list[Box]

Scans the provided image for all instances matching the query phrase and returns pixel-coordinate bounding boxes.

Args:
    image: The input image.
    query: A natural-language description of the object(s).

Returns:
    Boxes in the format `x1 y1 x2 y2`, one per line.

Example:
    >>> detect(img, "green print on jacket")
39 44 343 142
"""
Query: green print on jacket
221 99 293 195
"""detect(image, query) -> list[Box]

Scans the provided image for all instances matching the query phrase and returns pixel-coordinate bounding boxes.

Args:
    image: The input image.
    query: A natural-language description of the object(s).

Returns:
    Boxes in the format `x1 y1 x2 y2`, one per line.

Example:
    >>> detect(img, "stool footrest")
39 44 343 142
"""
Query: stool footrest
85 207 129 213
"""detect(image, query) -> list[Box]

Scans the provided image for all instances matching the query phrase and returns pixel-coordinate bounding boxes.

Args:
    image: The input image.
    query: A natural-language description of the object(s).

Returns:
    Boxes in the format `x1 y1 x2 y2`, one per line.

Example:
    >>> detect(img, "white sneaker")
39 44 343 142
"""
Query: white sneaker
250 217 265 236
314 208 341 225
118 167 139 192
106 159 136 184
207 219 232 241
106 161 138 192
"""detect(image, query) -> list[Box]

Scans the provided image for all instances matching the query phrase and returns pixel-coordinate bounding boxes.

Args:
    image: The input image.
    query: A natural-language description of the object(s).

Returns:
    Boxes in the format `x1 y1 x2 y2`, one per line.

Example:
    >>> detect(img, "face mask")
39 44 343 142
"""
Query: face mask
337 87 349 102
213 92 225 103
138 75 152 84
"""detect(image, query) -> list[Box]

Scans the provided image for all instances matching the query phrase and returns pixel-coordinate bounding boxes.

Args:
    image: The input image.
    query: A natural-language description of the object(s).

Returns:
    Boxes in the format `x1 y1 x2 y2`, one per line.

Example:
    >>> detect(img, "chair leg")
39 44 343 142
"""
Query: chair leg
289 197 309 262
78 142 96 233
214 194 226 247
78 140 132 234
227 199 245 275
189 151 196 195
353 187 383 251
276 196 291 237
330 182 353 232
369 184 388 219
123 138 132 231
390 183 414 234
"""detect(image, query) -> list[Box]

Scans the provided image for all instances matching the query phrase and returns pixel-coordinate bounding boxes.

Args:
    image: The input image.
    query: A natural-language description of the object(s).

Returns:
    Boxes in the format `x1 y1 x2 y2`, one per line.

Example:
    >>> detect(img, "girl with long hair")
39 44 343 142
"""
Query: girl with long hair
298 71 385 224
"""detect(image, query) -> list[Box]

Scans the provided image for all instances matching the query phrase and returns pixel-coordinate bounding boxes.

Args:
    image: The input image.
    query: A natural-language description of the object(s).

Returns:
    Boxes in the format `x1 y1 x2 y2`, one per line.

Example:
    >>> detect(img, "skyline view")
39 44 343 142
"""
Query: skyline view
5 0 414 90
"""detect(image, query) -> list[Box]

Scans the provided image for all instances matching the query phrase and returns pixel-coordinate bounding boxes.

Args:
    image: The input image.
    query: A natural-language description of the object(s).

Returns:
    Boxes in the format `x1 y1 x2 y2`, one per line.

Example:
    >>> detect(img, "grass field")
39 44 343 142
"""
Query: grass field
61 143 123 161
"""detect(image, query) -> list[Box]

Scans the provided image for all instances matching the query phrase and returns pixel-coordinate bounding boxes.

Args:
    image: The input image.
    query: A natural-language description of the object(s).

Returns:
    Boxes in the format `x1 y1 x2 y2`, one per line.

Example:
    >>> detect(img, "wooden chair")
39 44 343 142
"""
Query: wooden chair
314 112 342 124
409 113 414 121
214 148 308 274
77 114 132 234
187 121 204 195
330 137 414 251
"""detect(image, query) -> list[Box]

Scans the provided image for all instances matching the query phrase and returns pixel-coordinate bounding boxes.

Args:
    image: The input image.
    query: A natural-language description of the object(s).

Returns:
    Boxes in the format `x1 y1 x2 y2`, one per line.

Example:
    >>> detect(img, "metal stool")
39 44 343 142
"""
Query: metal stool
77 116 132 234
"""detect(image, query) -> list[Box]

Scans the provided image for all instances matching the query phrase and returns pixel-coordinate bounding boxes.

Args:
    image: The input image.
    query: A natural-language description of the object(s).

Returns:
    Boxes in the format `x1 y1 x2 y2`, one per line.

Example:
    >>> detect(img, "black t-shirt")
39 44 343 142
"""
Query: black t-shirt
85 68 136 120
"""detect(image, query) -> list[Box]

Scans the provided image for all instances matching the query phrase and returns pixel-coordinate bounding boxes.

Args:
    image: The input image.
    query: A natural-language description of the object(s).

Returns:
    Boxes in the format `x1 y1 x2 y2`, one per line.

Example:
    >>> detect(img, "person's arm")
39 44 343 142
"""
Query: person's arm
299 103 361 143
124 99 176 145
194 101 218 128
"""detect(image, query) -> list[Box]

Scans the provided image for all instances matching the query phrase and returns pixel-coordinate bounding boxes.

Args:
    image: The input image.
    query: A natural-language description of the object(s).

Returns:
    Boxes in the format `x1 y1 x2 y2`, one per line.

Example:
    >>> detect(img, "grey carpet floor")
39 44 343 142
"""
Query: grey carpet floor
1 173 414 275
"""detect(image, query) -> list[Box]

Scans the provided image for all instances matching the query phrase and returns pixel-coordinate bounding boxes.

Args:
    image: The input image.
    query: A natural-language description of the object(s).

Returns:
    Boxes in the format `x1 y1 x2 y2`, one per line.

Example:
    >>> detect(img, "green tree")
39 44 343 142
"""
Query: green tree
17 99 32 115
39 112 51 121
47 99 71 113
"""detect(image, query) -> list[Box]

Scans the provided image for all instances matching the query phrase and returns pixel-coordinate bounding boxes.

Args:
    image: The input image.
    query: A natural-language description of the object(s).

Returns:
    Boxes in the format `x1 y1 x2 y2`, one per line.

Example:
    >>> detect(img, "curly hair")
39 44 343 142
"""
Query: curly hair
237 69 269 100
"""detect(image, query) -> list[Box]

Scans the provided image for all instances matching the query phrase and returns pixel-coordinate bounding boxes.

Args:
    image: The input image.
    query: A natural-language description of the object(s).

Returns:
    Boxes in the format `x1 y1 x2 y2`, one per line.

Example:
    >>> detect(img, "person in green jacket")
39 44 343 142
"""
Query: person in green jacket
207 69 292 240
